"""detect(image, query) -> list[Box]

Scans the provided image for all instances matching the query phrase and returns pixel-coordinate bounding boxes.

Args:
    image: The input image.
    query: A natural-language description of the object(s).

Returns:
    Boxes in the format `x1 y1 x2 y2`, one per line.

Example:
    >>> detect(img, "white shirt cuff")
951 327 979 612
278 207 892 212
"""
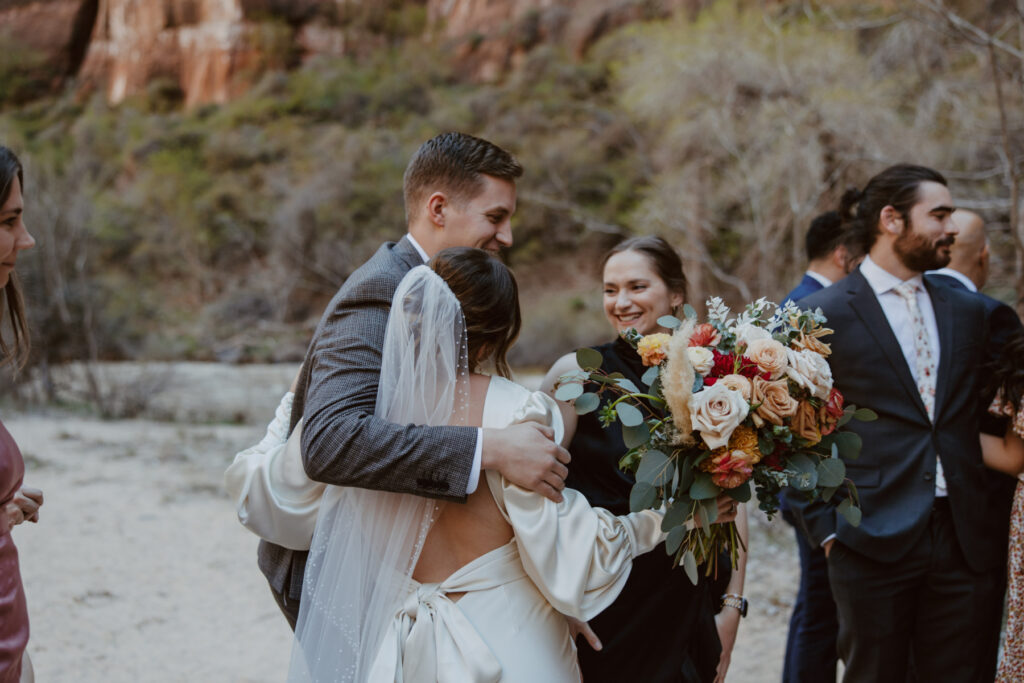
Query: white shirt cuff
821 533 837 548
465 428 483 494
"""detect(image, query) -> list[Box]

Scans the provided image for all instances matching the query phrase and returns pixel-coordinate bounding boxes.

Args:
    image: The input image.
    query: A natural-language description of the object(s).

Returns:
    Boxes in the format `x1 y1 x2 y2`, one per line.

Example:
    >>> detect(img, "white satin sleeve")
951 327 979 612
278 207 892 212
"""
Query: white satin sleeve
224 392 325 550
485 387 666 621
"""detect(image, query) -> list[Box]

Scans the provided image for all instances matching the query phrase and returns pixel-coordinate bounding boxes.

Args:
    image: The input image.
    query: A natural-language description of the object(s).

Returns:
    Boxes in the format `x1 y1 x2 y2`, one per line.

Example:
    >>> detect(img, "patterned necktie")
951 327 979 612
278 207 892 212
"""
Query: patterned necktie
893 280 946 494
892 281 936 420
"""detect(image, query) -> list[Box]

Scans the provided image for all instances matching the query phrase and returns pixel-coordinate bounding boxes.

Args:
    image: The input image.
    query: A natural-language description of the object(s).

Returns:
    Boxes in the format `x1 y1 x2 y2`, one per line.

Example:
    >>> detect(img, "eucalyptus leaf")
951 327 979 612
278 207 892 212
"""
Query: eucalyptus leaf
615 378 641 393
837 412 854 428
666 525 687 555
833 431 863 460
725 482 752 503
683 304 698 320
658 315 682 330
700 496 719 525
576 347 603 371
678 455 696 491
683 549 698 585
662 501 691 532
637 450 674 487
838 498 862 526
629 482 657 512
820 485 839 502
787 454 818 491
853 408 878 422
689 472 721 500
554 382 584 401
692 376 705 393
573 392 600 415
817 458 846 488
641 366 659 387
616 402 644 427
622 422 651 449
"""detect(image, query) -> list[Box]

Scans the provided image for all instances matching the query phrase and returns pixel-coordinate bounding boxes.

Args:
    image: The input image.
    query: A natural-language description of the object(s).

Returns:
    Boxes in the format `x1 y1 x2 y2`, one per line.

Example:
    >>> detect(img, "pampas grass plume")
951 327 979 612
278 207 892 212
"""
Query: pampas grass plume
663 318 697 446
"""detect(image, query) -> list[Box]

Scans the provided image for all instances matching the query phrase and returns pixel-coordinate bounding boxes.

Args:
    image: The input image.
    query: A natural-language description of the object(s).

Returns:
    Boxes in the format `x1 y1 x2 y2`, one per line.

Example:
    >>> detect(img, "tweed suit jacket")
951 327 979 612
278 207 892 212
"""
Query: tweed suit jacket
258 236 478 599
783 269 1005 573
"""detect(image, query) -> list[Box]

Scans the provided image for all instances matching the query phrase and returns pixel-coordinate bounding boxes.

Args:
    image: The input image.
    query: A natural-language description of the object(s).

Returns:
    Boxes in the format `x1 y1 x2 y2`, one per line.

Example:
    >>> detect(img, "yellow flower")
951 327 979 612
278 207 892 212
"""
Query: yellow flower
637 333 673 367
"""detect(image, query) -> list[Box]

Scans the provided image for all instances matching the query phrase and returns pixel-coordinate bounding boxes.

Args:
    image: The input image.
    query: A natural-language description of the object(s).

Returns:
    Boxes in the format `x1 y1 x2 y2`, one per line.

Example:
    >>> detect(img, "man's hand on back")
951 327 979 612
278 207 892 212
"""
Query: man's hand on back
482 423 571 503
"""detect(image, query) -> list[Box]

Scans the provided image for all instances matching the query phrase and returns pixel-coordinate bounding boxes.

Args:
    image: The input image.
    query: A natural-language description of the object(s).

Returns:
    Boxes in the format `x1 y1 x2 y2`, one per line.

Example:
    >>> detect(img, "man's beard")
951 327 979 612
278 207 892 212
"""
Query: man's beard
894 219 954 272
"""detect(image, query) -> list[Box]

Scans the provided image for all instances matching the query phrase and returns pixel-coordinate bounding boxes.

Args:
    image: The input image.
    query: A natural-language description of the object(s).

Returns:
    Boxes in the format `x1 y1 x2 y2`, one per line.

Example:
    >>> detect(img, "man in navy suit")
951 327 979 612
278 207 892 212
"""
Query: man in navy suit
784 165 1006 682
928 209 1022 672
781 210 849 683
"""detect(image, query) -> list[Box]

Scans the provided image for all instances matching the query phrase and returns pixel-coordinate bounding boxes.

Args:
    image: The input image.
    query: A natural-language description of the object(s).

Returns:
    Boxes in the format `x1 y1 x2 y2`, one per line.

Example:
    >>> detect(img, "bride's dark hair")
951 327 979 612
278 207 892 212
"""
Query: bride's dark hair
430 247 521 379
986 330 1024 414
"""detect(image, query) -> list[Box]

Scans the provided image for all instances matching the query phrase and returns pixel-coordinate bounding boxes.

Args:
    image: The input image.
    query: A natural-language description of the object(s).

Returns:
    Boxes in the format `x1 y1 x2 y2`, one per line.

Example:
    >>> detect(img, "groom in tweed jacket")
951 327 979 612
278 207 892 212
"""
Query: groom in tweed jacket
259 132 571 628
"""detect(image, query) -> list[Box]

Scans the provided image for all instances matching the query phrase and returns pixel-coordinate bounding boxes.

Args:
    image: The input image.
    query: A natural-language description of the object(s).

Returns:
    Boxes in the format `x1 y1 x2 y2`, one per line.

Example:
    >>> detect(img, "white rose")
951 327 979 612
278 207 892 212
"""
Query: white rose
686 347 715 375
734 322 772 347
689 383 750 450
785 348 834 400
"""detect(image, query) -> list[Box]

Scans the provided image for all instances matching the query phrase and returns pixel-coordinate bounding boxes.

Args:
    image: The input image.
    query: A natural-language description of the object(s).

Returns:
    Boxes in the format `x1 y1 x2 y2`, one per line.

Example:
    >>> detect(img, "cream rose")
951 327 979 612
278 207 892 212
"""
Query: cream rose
745 338 789 380
734 322 772 347
689 383 750 450
686 346 715 375
719 374 753 401
785 348 833 400
752 377 799 426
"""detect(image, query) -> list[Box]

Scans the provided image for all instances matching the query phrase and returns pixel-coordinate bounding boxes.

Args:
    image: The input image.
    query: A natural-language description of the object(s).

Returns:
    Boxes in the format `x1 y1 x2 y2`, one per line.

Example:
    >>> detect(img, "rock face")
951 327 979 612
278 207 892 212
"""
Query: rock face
0 0 694 107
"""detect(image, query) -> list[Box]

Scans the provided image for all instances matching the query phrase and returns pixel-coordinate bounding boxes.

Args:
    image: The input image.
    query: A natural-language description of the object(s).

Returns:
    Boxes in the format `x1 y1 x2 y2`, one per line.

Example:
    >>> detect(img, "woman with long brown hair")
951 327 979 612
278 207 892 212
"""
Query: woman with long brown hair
0 145 43 683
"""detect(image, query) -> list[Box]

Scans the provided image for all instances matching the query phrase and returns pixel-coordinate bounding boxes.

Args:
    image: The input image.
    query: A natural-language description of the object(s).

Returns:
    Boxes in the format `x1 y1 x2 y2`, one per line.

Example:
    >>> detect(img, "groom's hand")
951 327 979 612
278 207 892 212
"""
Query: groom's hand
482 423 570 503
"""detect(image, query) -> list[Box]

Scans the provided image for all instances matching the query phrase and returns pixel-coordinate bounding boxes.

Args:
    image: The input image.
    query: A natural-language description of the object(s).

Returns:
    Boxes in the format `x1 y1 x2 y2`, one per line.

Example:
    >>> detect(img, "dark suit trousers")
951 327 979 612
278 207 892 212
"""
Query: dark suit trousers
782 507 839 683
827 500 1000 683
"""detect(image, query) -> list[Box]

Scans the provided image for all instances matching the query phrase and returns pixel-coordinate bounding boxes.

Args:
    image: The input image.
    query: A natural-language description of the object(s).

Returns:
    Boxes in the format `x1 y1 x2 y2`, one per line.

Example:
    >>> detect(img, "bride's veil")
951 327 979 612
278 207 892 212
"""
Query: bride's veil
287 265 470 682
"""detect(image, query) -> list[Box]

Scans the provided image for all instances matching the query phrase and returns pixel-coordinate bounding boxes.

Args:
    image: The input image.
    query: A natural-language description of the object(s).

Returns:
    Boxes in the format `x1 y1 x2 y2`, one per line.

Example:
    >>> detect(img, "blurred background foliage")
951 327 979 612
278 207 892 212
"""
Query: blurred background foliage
0 0 1021 385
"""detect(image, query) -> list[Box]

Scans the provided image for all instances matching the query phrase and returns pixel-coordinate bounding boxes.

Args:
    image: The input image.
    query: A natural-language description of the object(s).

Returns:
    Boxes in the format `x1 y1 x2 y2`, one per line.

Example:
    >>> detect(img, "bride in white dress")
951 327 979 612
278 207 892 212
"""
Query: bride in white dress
277 247 735 682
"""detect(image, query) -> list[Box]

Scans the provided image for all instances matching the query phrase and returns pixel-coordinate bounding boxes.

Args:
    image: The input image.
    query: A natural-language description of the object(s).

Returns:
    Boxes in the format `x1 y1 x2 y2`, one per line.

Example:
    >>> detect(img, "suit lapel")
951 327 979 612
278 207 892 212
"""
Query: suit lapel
925 276 955 421
845 271 930 422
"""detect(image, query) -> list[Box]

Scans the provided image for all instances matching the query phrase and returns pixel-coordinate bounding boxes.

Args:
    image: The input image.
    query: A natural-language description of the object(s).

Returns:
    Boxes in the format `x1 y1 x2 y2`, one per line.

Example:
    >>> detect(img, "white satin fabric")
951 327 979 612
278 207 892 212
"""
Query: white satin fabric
367 375 667 683
223 392 324 550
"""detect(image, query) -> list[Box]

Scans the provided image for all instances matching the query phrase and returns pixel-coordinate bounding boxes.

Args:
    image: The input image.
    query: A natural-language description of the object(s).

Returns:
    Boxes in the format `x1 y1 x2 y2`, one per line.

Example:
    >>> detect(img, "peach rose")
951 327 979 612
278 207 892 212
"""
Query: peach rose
637 333 672 367
719 374 753 401
785 348 833 400
690 383 749 449
752 377 799 426
791 399 822 445
689 323 722 348
745 338 789 380
686 346 715 375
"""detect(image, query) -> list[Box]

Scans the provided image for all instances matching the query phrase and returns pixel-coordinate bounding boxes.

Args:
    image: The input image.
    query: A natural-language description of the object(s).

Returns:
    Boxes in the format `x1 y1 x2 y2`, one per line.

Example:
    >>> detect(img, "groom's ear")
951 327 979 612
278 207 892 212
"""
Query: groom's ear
426 191 447 228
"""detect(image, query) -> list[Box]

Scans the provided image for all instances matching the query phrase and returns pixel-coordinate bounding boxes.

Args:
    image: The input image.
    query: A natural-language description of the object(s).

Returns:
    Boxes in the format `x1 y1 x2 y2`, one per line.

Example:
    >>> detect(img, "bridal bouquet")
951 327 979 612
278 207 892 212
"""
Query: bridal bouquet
555 298 874 584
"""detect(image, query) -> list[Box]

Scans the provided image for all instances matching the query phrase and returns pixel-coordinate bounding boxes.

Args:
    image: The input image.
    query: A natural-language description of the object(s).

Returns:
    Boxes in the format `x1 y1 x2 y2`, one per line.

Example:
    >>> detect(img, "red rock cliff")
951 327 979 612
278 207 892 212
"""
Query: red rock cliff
0 0 694 107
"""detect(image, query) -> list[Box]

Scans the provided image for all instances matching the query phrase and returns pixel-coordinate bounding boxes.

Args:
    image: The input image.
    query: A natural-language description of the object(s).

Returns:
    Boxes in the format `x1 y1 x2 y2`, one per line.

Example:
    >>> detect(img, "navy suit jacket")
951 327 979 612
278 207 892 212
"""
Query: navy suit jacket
784 273 825 306
783 269 1003 572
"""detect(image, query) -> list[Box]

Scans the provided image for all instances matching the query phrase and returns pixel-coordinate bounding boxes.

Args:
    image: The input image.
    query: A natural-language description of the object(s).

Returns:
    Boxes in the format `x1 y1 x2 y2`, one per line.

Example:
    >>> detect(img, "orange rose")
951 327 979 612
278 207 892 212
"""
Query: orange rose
791 399 822 445
689 323 722 348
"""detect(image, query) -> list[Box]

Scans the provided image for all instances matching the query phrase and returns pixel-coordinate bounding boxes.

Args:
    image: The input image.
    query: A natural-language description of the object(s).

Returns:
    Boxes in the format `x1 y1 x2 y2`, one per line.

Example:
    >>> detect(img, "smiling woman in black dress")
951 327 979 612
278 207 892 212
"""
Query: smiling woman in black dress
542 236 747 683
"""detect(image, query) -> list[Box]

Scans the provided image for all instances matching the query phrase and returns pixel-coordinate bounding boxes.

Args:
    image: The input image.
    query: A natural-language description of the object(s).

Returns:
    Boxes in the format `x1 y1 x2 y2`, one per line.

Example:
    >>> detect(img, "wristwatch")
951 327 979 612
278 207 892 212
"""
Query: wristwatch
721 593 748 618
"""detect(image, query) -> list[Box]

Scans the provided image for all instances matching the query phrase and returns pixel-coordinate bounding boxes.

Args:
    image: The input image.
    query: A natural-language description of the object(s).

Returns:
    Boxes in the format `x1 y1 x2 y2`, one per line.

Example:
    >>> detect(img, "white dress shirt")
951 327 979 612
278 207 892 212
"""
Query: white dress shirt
859 254 946 497
406 233 485 495
928 266 978 293
805 270 833 288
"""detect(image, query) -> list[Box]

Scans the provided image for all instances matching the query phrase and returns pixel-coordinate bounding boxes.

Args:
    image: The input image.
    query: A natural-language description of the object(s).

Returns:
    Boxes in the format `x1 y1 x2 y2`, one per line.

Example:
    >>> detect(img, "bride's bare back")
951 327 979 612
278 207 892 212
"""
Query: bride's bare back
413 374 514 584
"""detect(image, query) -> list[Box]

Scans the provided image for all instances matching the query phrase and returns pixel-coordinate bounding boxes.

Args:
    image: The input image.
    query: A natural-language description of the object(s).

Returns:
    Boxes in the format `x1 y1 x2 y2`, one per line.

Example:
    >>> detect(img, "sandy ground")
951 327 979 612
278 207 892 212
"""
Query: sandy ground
4 363 805 682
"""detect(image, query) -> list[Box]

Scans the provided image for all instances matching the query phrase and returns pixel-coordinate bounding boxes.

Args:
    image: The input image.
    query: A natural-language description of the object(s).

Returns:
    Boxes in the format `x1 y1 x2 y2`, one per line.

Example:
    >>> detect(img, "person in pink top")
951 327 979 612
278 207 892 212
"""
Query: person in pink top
0 145 43 683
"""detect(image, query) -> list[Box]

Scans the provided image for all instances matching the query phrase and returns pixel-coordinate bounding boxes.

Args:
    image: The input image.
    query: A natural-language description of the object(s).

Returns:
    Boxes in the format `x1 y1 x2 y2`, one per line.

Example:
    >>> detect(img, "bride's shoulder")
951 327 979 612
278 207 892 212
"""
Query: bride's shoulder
483 375 563 438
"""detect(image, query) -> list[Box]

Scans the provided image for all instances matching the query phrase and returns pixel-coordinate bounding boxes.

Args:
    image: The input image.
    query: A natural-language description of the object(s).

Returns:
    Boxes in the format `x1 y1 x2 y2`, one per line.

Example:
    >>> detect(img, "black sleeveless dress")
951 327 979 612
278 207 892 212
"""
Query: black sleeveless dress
567 337 723 683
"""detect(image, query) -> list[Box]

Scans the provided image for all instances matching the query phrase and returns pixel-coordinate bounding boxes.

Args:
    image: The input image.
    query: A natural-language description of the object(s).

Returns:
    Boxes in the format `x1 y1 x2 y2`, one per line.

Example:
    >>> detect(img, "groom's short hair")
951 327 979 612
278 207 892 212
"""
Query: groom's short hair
403 132 523 223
